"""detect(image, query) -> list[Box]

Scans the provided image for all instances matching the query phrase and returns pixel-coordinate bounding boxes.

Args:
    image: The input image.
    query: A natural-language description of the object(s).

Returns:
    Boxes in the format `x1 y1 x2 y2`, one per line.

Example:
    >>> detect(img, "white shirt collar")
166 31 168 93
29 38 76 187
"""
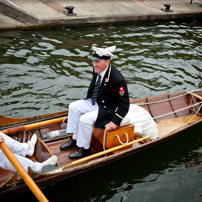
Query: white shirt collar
97 65 109 83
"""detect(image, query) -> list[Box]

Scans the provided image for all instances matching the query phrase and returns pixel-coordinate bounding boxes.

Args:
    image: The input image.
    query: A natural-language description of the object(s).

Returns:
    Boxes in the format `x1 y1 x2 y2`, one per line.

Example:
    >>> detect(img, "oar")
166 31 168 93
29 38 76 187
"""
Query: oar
0 110 68 128
1 116 67 135
0 142 49 202
44 135 150 174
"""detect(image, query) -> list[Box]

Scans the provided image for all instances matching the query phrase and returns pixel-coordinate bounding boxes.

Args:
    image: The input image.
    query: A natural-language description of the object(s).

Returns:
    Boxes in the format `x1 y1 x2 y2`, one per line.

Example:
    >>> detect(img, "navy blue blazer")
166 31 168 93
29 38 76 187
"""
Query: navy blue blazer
86 64 130 128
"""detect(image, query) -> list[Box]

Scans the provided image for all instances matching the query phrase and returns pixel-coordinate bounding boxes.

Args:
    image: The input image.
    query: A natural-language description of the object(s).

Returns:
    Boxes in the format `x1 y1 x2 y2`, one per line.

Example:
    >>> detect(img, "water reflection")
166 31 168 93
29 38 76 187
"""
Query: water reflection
0 20 202 119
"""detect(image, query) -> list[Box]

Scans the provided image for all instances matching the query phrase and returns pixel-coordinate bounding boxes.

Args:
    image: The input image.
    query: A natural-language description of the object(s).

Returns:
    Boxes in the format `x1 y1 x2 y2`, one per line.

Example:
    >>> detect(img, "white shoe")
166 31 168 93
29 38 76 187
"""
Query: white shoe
27 134 37 156
42 155 58 167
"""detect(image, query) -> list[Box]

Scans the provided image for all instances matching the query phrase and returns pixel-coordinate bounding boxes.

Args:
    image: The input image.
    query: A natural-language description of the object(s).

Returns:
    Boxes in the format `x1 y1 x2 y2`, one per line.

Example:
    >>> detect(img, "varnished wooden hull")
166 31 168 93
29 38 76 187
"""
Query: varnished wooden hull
0 90 202 199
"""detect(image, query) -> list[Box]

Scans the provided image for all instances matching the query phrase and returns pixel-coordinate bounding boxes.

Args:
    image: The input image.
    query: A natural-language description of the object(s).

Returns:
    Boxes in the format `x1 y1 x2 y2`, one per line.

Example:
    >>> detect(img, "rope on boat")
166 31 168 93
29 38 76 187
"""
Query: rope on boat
116 133 129 145
137 92 188 106
186 102 202 124
152 101 202 120
191 88 202 92
103 129 108 155
167 103 202 135
137 88 202 106
102 129 129 155
63 117 67 126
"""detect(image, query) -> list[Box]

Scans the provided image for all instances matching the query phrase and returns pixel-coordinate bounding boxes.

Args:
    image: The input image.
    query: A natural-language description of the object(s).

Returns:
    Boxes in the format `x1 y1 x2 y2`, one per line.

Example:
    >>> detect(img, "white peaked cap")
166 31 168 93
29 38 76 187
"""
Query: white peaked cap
92 46 116 57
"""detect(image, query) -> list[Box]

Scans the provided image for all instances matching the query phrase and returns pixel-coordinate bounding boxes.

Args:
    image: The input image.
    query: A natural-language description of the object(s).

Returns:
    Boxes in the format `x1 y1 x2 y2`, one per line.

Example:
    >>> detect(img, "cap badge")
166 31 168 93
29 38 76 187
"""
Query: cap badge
119 87 125 96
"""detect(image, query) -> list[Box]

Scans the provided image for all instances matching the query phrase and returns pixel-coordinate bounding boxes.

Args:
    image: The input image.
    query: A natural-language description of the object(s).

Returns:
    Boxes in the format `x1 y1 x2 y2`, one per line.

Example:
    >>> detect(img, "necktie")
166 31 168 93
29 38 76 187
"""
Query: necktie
91 74 101 105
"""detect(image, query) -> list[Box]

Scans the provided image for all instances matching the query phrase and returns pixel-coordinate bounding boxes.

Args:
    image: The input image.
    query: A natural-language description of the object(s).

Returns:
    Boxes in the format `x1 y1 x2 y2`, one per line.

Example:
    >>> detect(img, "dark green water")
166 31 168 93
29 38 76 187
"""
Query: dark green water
0 19 202 201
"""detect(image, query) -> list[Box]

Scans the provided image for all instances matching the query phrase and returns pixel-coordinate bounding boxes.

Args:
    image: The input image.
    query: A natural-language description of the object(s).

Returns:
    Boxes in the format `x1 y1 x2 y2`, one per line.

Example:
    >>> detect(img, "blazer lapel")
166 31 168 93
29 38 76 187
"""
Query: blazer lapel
98 64 111 97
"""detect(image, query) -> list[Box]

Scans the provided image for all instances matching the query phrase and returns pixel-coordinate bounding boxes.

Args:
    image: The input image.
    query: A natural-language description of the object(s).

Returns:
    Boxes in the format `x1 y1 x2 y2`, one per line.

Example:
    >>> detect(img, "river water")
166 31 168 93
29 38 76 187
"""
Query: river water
0 19 202 201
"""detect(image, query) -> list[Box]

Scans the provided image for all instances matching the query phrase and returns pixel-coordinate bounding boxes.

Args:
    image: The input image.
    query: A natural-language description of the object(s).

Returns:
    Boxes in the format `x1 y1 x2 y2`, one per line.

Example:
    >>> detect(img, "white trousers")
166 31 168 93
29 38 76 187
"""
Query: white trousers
0 132 42 173
66 99 98 149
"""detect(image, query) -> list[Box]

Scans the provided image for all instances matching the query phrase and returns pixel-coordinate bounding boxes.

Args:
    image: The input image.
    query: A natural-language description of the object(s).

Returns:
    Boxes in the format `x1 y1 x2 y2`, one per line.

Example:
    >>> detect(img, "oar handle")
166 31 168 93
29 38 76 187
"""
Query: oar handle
0 142 49 202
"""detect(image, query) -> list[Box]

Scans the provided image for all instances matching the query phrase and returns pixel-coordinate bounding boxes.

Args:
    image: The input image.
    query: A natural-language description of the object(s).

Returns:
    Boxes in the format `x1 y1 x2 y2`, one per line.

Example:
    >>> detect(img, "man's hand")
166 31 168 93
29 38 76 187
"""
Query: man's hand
105 121 117 131
0 135 5 143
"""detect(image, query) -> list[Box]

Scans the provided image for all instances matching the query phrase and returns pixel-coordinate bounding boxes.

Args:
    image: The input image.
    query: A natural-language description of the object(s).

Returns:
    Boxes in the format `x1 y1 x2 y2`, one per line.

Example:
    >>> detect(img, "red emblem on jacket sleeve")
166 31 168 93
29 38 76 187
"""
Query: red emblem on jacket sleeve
119 87 125 96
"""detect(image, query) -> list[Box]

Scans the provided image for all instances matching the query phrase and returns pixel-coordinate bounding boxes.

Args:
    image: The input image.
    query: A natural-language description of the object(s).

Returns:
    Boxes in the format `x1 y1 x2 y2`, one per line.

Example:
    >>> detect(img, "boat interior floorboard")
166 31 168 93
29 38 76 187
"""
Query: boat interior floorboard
157 114 201 137
46 114 202 167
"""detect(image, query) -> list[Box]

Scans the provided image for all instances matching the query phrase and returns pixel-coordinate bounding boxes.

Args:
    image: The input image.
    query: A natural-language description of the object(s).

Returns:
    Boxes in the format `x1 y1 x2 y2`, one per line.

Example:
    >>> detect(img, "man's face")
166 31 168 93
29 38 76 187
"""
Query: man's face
93 59 110 74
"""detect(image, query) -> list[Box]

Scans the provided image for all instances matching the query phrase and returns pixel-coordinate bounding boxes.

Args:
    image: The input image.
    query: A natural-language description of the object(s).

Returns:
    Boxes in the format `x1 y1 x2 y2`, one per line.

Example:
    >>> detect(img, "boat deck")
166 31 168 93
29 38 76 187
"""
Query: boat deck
46 138 79 167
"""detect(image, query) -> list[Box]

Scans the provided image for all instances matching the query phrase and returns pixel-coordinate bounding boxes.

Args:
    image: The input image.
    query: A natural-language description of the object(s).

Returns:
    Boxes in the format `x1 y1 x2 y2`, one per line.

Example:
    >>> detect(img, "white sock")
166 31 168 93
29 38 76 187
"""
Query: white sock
42 155 57 167
27 134 37 156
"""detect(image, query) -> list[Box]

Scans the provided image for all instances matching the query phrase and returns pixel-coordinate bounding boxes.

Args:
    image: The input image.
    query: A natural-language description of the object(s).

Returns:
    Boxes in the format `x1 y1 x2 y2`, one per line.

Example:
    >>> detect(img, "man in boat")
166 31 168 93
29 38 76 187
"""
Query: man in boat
60 45 130 159
0 132 57 173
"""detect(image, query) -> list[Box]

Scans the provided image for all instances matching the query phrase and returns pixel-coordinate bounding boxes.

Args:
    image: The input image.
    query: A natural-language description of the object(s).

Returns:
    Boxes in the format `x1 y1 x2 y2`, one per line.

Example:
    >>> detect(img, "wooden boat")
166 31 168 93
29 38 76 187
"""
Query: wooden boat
0 89 202 200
